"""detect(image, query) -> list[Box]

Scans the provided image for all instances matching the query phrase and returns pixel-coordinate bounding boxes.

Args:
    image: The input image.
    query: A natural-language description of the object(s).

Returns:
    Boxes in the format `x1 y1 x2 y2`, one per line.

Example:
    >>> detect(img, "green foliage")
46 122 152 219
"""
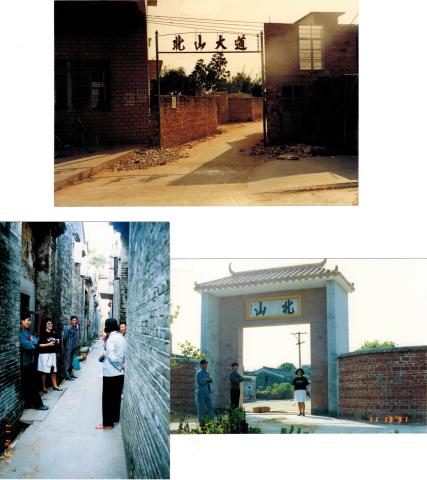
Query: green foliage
278 362 296 372
178 408 255 434
360 340 398 350
281 425 310 434
256 382 293 400
88 252 107 269
248 426 262 433
228 71 253 94
178 340 205 359
189 53 230 93
160 67 194 95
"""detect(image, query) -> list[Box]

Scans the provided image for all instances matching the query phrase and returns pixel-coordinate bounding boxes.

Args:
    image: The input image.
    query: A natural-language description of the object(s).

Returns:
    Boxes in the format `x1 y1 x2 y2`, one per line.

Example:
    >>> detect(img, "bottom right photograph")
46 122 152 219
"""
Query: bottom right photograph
170 258 427 434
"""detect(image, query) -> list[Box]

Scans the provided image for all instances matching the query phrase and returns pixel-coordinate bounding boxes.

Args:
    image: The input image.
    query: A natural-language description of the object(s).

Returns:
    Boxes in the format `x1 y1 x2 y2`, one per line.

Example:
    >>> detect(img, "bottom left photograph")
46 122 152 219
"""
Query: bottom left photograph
0 221 170 480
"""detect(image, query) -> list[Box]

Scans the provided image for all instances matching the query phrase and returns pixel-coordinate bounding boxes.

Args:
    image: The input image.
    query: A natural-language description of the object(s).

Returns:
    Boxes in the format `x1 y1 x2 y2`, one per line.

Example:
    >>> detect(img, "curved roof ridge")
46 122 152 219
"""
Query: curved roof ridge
229 259 327 276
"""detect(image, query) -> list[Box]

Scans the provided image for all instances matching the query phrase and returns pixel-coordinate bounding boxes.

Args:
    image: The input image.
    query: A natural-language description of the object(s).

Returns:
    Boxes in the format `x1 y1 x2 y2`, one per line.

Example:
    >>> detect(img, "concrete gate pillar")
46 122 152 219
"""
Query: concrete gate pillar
326 280 349 416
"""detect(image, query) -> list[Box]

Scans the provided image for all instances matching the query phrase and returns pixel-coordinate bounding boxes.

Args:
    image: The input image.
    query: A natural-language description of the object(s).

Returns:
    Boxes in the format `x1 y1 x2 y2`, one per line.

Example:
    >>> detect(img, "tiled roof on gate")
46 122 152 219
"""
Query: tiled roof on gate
194 259 354 293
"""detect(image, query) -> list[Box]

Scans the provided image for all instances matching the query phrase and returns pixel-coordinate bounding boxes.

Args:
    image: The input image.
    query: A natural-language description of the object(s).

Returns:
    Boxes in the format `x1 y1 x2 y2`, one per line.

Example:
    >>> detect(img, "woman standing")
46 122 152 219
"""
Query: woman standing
37 318 62 393
292 368 310 416
96 318 126 430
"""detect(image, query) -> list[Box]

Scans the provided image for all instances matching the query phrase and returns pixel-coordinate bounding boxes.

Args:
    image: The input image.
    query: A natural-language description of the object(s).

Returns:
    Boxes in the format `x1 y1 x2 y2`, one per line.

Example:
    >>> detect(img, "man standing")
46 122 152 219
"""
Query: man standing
196 359 214 424
20 312 48 410
62 315 79 380
229 362 244 409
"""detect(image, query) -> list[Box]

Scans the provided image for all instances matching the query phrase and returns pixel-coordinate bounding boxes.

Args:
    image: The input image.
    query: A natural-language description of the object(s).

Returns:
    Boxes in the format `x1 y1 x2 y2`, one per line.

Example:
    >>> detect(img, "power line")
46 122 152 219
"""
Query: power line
147 14 264 25
148 22 260 35
147 20 261 33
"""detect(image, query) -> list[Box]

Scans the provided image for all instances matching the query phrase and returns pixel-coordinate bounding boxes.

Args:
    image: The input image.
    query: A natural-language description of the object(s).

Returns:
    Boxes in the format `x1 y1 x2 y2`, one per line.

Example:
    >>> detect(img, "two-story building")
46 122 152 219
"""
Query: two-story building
264 12 358 151
55 0 158 145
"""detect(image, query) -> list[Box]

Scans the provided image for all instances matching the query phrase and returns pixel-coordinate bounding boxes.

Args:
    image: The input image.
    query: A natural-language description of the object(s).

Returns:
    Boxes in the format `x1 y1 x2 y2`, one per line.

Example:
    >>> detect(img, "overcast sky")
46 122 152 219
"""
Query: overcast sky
147 0 359 76
171 259 427 370
83 222 118 257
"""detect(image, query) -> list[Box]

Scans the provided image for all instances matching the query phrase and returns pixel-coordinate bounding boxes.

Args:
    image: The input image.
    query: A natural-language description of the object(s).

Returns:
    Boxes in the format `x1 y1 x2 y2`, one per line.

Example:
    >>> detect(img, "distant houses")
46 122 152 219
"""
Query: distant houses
245 365 311 390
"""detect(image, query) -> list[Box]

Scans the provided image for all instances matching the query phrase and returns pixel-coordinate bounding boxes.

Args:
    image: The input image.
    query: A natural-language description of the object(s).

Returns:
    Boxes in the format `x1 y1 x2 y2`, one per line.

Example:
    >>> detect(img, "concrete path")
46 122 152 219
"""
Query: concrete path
0 340 128 479
54 122 358 206
171 398 427 434
54 147 137 191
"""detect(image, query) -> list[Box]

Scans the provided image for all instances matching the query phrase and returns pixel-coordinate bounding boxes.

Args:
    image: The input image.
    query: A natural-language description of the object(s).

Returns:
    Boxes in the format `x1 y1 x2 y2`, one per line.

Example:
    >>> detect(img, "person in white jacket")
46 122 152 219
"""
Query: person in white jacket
96 318 126 430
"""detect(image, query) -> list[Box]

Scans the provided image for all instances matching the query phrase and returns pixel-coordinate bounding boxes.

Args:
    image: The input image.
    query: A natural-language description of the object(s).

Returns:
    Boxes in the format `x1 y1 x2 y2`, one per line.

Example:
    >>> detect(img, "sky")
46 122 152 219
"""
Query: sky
83 222 118 258
147 0 359 76
170 259 427 370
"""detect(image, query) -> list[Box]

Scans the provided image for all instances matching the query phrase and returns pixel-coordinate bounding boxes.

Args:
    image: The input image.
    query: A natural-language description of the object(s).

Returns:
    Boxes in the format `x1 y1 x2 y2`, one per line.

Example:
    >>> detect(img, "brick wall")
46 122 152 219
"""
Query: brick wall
171 356 199 414
55 2 151 145
122 222 170 479
214 92 229 124
0 223 23 453
338 346 427 423
228 97 263 122
160 96 218 147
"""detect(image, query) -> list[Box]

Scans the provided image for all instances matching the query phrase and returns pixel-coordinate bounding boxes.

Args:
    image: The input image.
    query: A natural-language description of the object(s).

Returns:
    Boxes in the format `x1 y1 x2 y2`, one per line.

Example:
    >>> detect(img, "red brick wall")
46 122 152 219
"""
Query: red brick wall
160 96 217 148
171 356 199 414
338 347 427 423
228 97 263 122
214 92 230 124
55 4 151 145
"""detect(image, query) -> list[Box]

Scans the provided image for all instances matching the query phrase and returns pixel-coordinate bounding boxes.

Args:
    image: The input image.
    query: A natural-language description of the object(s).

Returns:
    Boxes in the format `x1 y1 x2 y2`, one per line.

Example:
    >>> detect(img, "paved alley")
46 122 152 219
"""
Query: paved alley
0 340 128 479
54 122 358 206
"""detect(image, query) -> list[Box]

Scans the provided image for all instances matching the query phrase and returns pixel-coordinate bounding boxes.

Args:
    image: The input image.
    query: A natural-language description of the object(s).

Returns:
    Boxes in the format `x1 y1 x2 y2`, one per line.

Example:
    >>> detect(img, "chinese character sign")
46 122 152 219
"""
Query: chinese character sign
246 296 302 320
167 33 257 52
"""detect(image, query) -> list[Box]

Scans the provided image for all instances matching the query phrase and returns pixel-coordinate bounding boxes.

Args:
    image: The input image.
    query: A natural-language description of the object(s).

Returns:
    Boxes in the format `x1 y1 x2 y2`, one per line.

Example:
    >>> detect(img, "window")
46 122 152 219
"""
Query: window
281 85 304 111
299 25 323 71
55 60 110 112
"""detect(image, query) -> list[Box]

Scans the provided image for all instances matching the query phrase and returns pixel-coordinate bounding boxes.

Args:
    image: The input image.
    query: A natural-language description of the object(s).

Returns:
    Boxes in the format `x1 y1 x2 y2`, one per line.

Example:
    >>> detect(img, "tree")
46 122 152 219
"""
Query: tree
178 340 205 359
190 53 230 93
278 362 296 372
360 340 398 350
228 71 253 94
160 67 194 95
88 253 107 270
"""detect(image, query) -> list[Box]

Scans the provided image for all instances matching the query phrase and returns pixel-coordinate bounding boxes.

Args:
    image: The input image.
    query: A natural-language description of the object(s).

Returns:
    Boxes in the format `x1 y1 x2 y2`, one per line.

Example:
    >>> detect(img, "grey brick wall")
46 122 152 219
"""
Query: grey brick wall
122 222 170 479
0 222 23 452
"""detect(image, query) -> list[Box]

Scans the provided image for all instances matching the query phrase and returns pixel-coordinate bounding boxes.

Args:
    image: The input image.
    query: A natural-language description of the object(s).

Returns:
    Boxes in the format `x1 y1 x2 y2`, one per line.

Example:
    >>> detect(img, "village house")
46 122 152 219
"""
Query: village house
54 0 158 145
264 12 358 151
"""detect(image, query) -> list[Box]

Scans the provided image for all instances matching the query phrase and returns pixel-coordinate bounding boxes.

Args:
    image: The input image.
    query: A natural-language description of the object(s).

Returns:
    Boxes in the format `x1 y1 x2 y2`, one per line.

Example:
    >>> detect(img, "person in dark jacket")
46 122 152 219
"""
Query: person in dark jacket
19 312 48 411
62 315 80 380
229 362 244 409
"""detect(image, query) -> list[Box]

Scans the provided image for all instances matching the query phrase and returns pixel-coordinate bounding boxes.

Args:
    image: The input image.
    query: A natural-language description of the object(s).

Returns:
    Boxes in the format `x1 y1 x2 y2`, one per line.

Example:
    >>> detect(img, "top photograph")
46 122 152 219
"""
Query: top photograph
54 0 359 207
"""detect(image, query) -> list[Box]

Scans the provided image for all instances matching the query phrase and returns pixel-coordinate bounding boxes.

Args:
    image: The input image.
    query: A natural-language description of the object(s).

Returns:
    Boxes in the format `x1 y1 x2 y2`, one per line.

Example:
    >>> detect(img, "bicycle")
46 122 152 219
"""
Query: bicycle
54 111 99 158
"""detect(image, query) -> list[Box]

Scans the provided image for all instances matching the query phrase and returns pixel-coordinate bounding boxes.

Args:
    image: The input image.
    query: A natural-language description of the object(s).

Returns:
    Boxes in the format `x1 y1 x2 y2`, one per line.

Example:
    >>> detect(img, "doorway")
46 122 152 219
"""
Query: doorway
243 324 311 415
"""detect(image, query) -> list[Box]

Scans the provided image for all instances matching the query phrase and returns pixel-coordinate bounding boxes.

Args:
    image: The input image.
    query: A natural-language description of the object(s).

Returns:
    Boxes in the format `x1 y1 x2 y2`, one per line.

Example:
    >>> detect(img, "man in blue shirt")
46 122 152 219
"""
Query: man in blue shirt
20 312 48 410
196 359 214 424
62 315 80 380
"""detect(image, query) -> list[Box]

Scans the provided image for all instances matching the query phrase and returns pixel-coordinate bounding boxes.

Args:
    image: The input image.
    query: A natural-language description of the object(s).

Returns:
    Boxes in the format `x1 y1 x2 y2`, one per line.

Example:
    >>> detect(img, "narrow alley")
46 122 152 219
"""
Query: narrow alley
0 340 127 479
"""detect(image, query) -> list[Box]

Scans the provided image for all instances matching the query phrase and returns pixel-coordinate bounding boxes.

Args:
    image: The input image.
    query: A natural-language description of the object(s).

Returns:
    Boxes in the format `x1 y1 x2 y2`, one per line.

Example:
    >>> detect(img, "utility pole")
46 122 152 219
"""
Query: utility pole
291 331 307 368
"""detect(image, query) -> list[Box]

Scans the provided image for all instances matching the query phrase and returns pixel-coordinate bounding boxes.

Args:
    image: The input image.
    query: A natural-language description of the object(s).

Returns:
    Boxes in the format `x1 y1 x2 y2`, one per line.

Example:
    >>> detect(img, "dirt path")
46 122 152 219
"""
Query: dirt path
55 122 358 206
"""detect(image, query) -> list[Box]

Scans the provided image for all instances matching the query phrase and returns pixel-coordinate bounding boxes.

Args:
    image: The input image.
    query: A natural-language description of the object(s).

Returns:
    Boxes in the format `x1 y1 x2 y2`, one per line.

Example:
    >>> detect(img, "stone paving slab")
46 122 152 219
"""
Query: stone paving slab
20 387 67 424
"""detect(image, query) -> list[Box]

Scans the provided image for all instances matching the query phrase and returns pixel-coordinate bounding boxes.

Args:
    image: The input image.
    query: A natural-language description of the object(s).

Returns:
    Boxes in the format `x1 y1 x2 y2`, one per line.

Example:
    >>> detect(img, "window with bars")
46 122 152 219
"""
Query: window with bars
299 25 323 71
55 60 110 112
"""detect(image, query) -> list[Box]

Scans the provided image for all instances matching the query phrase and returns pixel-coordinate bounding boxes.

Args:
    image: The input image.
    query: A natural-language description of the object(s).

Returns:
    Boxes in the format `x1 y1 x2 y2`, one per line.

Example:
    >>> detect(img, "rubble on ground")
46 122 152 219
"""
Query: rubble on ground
247 142 331 160
114 147 189 171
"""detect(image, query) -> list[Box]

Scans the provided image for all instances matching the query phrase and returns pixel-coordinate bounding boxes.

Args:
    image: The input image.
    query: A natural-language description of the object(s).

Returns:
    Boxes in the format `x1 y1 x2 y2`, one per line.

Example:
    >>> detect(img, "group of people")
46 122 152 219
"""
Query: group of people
19 312 82 411
19 312 128 429
196 359 310 423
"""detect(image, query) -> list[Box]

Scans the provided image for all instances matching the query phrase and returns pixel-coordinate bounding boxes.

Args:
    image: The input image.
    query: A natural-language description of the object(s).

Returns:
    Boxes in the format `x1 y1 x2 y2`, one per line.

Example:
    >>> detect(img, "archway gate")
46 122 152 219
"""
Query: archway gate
194 260 355 417
154 29 267 146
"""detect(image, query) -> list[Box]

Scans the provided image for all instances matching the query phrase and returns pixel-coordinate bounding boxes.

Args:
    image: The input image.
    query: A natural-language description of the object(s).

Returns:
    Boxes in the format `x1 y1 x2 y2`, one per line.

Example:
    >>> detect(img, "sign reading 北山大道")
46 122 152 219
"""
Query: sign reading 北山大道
246 295 302 320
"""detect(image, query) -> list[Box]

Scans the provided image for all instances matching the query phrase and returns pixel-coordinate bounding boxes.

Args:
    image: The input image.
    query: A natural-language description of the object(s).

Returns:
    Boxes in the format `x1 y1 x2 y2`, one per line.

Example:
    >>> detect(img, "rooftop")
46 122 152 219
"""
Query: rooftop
194 259 354 297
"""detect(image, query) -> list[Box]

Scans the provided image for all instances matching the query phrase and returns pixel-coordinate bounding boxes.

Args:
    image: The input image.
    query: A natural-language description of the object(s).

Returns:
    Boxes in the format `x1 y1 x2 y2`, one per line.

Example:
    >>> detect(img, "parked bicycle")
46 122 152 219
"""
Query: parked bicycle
54 111 99 158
